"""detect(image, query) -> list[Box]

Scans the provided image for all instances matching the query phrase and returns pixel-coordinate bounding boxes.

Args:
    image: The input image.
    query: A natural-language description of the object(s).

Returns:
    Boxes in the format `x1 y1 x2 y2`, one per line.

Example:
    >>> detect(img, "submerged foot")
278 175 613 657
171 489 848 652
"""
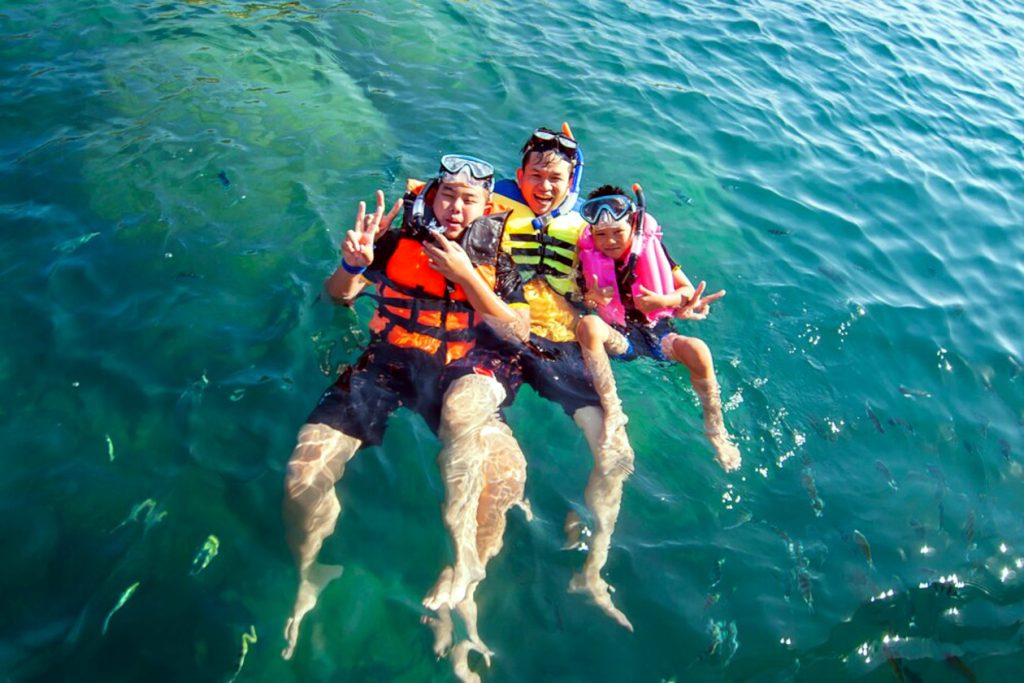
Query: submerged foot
450 640 484 683
707 431 741 472
423 562 484 612
282 562 344 660
420 607 454 659
569 571 634 631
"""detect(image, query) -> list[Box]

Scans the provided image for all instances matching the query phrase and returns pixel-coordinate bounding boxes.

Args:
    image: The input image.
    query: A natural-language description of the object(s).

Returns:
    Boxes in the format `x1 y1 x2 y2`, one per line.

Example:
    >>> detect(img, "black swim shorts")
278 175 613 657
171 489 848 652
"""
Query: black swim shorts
305 342 447 446
612 318 676 362
519 334 602 417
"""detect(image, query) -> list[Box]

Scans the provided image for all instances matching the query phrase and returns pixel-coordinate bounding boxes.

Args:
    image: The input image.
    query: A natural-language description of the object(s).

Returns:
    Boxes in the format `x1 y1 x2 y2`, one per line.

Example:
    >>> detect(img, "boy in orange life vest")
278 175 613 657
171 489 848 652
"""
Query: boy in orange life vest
281 155 531 663
576 184 741 472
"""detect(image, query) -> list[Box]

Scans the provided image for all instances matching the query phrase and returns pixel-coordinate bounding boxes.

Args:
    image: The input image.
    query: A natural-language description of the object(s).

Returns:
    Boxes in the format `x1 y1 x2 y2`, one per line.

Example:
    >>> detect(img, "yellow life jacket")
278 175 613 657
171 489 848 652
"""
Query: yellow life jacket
491 180 586 342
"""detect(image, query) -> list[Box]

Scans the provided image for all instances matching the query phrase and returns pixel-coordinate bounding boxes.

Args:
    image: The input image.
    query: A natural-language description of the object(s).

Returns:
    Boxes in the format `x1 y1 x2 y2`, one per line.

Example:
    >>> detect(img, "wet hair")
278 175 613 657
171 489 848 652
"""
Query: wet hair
519 128 576 170
520 147 573 171
587 184 629 199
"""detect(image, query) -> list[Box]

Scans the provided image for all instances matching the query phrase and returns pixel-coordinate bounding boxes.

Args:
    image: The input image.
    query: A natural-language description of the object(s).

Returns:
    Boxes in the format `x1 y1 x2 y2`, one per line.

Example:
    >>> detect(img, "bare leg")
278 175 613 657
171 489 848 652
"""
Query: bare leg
662 334 741 472
421 569 455 658
426 388 529 681
424 374 507 611
577 316 631 446
568 405 635 631
281 422 361 659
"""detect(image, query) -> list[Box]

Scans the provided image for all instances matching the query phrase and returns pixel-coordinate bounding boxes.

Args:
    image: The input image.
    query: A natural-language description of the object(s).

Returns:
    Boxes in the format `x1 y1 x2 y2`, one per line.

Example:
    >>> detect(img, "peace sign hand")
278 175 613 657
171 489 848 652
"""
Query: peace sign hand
675 280 726 320
584 273 615 309
341 190 402 269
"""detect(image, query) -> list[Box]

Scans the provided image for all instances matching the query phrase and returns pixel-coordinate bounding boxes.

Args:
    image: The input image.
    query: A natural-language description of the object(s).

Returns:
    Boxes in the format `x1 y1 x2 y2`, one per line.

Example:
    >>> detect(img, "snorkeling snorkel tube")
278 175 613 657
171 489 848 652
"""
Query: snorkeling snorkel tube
632 182 647 234
531 122 585 230
410 177 443 237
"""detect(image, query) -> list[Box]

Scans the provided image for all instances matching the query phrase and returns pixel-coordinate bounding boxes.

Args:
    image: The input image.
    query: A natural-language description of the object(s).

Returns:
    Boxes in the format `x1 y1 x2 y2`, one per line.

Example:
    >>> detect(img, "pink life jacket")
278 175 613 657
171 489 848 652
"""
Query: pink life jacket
578 212 676 327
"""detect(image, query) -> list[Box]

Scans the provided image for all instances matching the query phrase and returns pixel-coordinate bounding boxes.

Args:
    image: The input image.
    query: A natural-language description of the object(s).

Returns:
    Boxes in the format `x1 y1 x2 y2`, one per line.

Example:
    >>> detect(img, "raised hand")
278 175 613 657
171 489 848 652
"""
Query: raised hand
585 273 615 309
341 190 401 270
676 280 726 320
423 232 475 283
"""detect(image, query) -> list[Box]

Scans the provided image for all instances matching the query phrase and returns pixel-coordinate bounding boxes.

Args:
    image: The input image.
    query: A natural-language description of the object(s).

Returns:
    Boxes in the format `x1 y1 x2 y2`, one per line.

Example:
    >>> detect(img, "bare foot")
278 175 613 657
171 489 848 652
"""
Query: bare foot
420 607 454 659
281 562 343 660
423 562 483 611
708 431 741 472
450 639 492 683
569 571 634 631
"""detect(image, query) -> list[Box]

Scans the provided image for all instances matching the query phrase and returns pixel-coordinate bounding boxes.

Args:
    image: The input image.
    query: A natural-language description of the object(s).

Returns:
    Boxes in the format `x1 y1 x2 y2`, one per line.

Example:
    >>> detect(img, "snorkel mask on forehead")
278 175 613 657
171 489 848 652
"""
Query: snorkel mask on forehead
438 154 495 191
411 154 495 236
523 124 585 230
521 127 579 163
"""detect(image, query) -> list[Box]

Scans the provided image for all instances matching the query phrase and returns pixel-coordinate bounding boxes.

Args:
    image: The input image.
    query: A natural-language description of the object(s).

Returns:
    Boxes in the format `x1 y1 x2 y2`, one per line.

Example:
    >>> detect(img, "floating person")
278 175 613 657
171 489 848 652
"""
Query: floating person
575 184 741 471
281 154 531 662
473 124 637 630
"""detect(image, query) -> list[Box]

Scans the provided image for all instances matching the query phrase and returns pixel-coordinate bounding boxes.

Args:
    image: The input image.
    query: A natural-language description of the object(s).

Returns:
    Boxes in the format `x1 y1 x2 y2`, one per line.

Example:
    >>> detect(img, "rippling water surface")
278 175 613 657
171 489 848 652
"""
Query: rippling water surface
2 1 1023 681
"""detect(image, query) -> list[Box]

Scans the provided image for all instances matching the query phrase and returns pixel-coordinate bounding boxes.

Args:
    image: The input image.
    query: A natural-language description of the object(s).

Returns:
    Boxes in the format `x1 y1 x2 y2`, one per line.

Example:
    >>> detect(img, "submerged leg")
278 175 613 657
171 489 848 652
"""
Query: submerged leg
421 569 456 658
426 387 529 682
424 374 507 611
663 334 741 472
281 422 361 659
464 421 529 652
578 316 630 447
569 405 635 631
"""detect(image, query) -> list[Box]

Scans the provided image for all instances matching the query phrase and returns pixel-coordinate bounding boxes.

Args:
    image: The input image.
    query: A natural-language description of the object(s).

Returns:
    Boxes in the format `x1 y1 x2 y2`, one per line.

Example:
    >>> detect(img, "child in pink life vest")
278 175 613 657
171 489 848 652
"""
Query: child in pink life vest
576 184 740 471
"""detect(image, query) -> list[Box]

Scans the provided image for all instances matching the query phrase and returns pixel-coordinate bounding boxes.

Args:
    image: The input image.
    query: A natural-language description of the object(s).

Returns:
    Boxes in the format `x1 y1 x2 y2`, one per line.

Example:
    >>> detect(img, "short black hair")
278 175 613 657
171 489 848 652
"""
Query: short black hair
519 127 577 170
587 184 628 199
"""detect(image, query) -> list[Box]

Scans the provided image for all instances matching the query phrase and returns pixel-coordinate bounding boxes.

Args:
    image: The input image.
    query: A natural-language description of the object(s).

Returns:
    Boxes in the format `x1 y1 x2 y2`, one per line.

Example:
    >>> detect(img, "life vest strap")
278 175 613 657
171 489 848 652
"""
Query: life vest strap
374 306 478 342
507 231 577 251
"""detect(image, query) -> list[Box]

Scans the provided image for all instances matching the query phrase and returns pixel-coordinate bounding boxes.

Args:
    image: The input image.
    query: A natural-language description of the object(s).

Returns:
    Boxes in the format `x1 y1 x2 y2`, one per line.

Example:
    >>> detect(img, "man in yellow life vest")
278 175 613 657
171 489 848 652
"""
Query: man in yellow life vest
281 155 532 663
486 125 637 631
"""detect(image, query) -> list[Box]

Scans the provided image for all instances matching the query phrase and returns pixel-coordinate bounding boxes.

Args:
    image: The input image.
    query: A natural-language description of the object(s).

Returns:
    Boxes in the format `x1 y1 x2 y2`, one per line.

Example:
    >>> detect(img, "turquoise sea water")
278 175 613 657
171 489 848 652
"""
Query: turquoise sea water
2 0 1023 680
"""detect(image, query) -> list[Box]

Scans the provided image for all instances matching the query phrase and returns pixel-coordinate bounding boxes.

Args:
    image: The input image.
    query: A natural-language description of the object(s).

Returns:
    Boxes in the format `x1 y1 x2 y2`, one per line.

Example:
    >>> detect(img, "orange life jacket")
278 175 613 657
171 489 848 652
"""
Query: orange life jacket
368 182 506 365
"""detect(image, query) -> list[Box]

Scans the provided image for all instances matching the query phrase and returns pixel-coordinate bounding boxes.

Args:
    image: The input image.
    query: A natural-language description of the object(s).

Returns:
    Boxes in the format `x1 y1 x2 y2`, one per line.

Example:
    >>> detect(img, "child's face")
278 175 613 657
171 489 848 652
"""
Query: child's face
591 216 633 260
432 181 488 238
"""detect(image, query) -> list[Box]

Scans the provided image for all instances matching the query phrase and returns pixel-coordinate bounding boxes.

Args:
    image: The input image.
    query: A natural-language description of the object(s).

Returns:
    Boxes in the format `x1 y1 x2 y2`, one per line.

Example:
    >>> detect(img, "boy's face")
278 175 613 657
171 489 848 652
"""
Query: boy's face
591 215 634 261
516 151 572 216
432 181 488 239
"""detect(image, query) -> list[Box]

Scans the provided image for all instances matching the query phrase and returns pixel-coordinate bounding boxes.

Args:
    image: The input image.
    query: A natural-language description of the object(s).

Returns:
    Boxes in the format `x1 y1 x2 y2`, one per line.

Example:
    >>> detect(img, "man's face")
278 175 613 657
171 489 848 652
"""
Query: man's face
516 150 572 216
431 180 489 238
591 215 634 261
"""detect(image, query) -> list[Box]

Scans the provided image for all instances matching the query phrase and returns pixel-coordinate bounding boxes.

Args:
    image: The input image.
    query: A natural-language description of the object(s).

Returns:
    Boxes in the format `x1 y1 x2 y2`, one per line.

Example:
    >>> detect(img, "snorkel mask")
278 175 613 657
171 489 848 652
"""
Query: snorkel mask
410 154 495 238
580 183 647 232
520 125 585 230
